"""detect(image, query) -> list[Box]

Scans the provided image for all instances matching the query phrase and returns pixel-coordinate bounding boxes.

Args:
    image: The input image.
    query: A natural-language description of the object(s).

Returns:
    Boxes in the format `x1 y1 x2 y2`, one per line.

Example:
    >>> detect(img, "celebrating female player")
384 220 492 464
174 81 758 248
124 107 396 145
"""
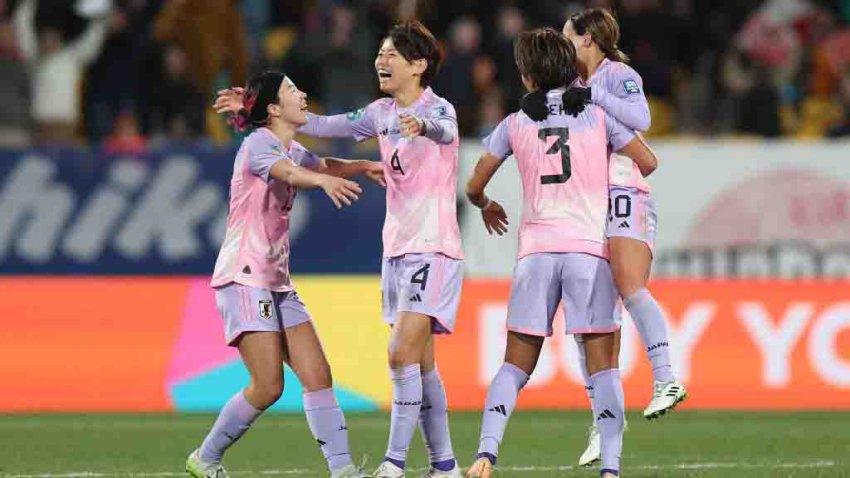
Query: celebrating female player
561 7 687 467
464 28 658 478
187 70 381 478
215 22 463 478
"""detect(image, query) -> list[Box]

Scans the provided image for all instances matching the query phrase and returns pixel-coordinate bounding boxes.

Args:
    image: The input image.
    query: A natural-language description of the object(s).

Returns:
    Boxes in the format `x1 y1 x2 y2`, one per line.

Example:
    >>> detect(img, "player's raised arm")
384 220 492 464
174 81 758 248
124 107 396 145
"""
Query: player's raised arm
399 102 458 144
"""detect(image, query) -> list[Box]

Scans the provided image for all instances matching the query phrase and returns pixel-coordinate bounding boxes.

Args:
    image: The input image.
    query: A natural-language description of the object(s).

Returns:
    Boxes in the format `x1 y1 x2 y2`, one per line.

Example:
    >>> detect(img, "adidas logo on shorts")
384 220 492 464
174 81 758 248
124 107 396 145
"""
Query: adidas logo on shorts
618 221 630 228
409 294 422 303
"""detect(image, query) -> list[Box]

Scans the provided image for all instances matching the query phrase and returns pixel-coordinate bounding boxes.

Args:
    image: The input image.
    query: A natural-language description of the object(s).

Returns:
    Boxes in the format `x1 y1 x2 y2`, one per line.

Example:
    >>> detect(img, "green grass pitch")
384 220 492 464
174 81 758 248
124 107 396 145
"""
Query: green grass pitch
0 411 847 477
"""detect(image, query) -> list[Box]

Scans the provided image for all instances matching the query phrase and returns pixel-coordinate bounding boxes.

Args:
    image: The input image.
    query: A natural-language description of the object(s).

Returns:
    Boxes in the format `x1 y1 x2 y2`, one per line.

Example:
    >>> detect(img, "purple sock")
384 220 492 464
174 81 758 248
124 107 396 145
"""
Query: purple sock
574 336 596 421
199 392 262 463
625 289 675 383
590 369 624 475
385 364 423 466
419 368 456 466
303 388 353 472
477 363 529 458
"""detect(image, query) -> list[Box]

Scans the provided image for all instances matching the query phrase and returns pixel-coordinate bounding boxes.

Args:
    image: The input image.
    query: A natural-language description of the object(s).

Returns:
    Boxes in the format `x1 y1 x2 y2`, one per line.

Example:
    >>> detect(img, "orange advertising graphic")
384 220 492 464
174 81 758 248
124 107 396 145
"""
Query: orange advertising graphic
0 277 848 412
438 280 850 410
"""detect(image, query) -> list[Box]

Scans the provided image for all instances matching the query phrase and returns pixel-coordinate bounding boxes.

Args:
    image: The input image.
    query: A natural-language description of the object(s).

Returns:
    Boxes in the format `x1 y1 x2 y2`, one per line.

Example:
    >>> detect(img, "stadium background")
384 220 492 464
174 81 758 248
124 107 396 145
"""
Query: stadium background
0 0 849 475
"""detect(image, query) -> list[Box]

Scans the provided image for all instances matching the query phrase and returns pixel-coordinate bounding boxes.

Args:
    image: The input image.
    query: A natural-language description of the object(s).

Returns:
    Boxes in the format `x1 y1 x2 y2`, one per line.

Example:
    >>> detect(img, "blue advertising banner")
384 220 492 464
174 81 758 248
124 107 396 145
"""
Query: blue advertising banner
0 146 385 274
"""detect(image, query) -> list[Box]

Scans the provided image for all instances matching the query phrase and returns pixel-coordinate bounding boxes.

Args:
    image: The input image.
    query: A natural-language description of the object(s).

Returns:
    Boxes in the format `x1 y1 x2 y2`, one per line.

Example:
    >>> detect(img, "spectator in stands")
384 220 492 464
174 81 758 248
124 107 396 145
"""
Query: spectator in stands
828 66 850 137
0 18 31 147
489 5 525 113
154 0 247 99
13 0 109 145
103 109 147 154
85 0 159 141
434 16 482 135
148 43 205 142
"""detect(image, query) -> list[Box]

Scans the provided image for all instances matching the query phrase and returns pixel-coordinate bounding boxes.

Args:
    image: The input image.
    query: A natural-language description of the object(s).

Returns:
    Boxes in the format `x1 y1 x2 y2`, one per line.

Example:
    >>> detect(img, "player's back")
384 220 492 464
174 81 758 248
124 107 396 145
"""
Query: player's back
498 89 615 259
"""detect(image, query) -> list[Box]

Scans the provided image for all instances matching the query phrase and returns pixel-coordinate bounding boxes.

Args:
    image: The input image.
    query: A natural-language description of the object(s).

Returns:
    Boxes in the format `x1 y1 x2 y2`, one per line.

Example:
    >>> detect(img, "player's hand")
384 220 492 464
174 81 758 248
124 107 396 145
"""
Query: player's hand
562 87 591 117
481 200 508 235
214 87 245 114
399 114 424 138
320 176 362 209
362 161 386 188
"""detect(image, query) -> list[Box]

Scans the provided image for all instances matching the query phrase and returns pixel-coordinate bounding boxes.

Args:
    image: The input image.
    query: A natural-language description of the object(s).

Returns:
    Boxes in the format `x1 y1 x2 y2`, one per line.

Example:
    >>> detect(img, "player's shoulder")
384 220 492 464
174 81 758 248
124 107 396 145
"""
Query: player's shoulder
243 127 278 151
424 89 456 117
289 139 311 157
604 61 643 94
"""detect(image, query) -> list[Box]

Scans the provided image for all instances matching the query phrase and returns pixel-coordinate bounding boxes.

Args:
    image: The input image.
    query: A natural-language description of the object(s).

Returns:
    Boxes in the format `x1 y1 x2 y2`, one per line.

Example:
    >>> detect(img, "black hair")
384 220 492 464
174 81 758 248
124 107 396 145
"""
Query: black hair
230 70 286 131
384 21 443 86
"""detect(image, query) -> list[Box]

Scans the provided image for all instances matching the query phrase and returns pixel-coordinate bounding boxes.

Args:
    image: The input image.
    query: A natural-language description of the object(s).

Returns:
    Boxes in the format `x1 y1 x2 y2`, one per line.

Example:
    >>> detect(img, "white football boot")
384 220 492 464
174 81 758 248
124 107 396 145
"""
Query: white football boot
644 380 688 419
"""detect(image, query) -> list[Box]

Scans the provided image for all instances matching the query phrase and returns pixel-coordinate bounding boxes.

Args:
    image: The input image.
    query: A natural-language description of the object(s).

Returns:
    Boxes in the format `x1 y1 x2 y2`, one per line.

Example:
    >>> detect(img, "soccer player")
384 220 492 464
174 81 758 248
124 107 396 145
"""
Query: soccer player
562 8 688 467
186 70 381 478
463 29 658 478
214 21 463 478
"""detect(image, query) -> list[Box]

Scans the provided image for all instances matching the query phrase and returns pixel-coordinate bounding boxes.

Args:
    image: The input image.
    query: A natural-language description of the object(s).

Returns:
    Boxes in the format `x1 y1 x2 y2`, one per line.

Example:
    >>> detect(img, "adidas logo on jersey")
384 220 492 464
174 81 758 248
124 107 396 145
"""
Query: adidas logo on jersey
618 221 630 228
488 404 507 416
409 294 422 303
596 409 616 420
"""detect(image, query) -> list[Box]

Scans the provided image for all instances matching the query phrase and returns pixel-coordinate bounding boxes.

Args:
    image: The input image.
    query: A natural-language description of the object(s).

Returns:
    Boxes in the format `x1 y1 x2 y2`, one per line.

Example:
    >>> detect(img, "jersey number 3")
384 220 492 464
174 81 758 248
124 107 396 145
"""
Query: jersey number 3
537 127 571 185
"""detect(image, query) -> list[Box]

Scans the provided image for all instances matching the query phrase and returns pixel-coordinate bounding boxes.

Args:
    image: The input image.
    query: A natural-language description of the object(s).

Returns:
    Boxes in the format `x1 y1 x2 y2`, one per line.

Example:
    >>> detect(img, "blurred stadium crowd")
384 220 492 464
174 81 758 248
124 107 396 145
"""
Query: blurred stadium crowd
1 0 849 151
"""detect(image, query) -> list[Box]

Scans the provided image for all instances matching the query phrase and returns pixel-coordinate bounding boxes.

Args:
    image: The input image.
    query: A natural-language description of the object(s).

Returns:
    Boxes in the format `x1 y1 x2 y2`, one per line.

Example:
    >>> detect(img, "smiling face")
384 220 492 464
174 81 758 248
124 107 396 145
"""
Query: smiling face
375 37 427 95
268 77 309 126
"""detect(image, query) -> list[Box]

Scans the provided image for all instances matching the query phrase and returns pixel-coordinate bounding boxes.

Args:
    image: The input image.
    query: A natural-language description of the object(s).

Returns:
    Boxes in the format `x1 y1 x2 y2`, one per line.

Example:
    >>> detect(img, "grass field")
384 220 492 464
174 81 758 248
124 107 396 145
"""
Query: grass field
0 411 847 477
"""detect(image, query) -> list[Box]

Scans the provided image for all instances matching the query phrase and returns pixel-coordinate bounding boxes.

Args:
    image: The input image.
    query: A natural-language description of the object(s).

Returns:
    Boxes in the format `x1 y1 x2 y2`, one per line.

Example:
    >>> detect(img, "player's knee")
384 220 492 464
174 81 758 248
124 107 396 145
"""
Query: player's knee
299 362 333 392
388 350 414 369
249 377 283 408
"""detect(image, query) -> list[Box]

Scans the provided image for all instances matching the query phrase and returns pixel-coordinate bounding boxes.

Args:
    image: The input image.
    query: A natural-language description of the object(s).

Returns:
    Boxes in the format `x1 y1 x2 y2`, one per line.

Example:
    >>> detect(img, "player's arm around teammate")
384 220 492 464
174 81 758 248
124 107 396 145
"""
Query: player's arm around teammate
187 72 370 478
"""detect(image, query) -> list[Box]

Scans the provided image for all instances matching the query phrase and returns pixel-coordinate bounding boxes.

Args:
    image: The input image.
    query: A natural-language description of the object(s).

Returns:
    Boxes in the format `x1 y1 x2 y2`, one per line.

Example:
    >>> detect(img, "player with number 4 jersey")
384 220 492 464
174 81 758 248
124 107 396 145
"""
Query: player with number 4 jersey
464 29 658 478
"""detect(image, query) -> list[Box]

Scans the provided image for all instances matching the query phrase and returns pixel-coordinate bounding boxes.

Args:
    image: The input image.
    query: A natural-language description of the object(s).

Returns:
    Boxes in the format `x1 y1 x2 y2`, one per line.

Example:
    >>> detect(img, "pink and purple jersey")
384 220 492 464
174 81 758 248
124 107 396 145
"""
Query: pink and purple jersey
580 58 651 192
299 87 463 259
211 128 321 291
483 89 635 260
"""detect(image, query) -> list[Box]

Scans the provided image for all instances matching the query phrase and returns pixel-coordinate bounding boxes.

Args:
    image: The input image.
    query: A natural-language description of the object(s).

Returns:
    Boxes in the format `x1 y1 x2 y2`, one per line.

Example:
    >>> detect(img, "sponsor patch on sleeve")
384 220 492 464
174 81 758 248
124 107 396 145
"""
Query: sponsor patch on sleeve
347 108 366 122
623 79 641 95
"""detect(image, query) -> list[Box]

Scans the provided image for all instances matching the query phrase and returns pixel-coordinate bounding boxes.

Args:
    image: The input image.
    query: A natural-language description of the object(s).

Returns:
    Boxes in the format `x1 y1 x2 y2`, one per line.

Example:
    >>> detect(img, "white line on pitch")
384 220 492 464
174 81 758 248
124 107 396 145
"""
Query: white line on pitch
1 460 837 477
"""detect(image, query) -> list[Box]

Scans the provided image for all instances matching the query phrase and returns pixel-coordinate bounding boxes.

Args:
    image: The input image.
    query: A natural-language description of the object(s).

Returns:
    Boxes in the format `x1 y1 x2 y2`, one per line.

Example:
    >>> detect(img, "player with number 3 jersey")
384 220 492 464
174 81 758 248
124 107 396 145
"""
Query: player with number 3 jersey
464 29 658 478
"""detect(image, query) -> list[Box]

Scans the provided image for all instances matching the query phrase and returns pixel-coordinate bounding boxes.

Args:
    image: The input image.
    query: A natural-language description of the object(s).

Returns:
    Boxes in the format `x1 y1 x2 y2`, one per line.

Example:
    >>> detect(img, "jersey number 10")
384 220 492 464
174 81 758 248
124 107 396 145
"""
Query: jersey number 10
537 127 571 185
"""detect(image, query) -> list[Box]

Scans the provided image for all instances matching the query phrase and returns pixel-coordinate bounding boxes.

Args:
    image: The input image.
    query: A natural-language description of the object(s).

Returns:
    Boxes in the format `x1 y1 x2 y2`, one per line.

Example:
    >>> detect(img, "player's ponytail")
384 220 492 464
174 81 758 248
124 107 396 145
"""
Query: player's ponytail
520 91 549 121
570 9 629 64
228 70 286 132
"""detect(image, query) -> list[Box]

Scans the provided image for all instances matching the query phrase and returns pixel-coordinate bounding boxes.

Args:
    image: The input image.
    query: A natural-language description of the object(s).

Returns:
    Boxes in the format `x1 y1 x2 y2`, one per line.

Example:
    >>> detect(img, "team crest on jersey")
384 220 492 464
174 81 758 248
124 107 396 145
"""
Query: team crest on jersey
347 108 366 122
623 79 641 95
258 300 273 320
271 145 283 155
431 105 447 118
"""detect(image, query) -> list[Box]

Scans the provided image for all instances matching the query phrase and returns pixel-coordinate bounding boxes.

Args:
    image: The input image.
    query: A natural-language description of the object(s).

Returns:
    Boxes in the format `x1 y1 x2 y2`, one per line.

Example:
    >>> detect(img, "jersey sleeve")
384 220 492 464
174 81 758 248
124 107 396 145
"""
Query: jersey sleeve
482 114 514 161
246 135 287 183
290 142 322 170
421 100 458 145
298 101 380 141
591 64 651 132
605 112 637 153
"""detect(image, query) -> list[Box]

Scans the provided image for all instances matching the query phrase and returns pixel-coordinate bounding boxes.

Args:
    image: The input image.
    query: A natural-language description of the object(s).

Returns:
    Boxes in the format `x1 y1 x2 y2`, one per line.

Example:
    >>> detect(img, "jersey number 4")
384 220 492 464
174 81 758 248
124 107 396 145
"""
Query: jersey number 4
537 127 571 185
390 149 405 175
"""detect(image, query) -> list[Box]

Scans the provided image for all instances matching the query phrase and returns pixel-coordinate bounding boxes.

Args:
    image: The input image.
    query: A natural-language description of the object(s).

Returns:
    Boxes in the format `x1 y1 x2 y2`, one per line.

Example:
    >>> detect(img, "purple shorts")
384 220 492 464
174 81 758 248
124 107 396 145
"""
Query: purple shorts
214 282 312 346
607 186 657 250
506 252 620 336
381 253 463 334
